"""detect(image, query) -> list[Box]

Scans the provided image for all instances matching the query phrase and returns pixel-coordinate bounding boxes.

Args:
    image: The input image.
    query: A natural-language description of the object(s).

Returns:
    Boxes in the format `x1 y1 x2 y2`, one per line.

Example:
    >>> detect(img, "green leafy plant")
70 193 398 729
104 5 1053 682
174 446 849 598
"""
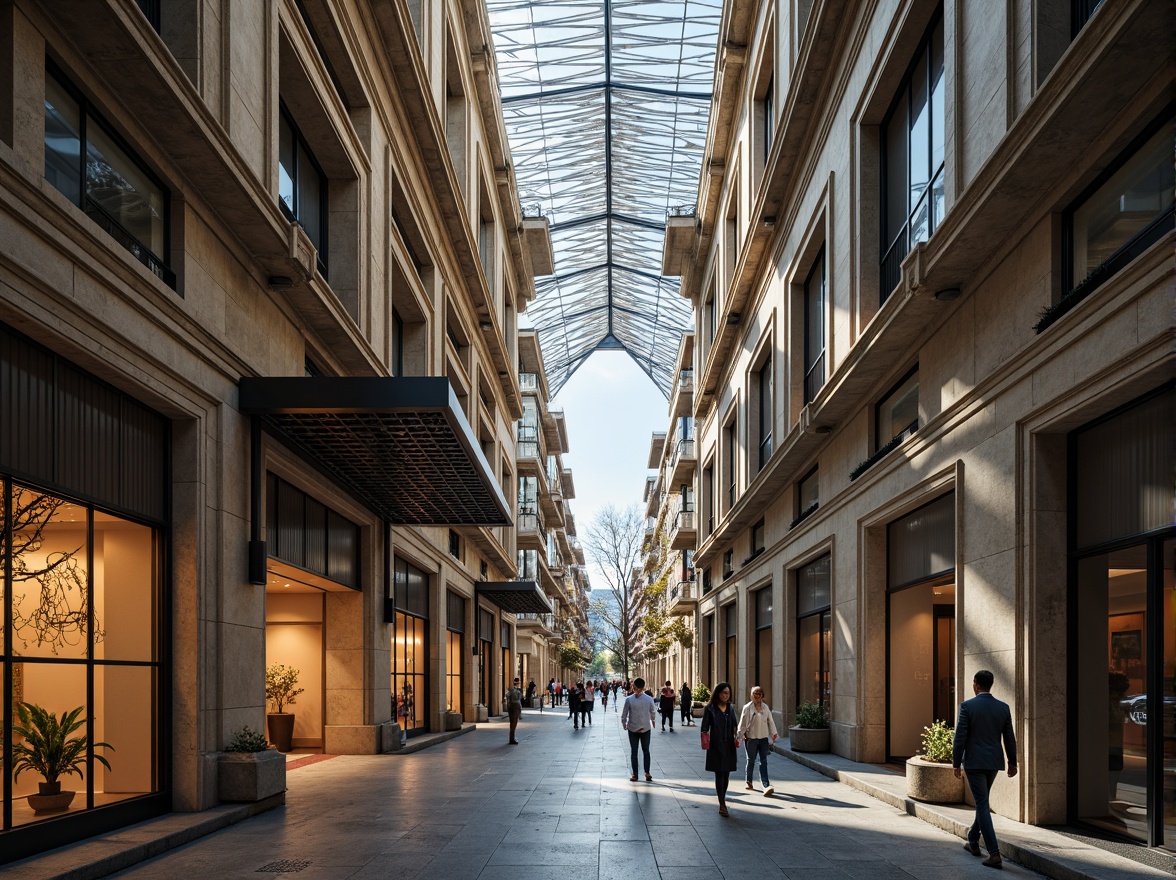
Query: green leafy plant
692 683 711 705
265 664 304 714
919 719 954 763
793 701 829 729
11 702 113 785
224 725 270 753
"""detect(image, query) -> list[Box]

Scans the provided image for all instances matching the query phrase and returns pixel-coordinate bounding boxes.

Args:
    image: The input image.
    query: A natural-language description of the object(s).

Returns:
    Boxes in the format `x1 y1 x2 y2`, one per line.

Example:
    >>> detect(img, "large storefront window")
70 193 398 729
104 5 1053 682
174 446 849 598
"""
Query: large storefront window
446 592 465 716
1072 388 1174 848
797 555 831 712
479 608 494 708
754 587 772 706
4 484 163 830
501 621 512 711
887 492 955 760
725 603 738 686
391 558 429 735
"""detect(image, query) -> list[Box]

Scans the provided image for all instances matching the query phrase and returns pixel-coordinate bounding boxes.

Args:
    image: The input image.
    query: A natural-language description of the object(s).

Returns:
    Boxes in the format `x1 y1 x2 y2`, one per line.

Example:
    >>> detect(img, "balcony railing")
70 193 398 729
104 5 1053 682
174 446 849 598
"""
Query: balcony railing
518 612 555 630
671 438 695 469
675 509 695 531
678 368 694 389
519 372 539 392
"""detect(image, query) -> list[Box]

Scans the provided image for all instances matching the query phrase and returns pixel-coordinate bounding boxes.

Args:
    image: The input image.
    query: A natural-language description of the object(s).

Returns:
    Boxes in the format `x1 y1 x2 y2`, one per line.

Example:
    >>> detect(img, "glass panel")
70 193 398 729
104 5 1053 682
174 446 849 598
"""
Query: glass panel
756 587 772 627
726 635 737 686
756 625 772 706
1077 546 1148 842
877 369 919 450
930 168 946 232
85 123 166 256
446 630 463 714
44 73 82 204
798 614 821 706
1163 539 1175 848
11 487 90 659
888 493 955 588
1076 390 1174 550
798 555 831 615
392 612 427 733
296 141 323 250
93 664 155 806
12 662 88 826
821 611 832 714
93 511 156 661
798 470 819 514
1071 123 1175 287
884 91 909 246
805 256 825 375
910 191 931 246
278 114 295 215
888 582 944 758
930 17 945 172
908 48 930 209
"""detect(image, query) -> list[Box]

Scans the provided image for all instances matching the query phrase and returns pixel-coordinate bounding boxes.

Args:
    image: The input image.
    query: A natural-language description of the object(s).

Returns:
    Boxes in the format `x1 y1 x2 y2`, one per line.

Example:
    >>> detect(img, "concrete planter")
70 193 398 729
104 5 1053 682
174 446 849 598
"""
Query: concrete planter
906 755 964 803
218 749 286 803
443 711 463 731
788 726 830 752
691 705 704 718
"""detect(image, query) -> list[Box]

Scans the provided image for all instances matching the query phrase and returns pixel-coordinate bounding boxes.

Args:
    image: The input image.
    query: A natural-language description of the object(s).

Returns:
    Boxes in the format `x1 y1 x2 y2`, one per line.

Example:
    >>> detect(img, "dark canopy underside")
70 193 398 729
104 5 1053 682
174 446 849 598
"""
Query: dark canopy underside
488 0 720 397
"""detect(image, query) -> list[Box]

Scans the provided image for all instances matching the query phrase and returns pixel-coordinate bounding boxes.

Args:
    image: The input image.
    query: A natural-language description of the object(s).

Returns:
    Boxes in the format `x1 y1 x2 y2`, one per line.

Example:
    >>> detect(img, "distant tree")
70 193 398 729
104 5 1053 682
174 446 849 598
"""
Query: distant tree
587 650 617 678
584 503 647 677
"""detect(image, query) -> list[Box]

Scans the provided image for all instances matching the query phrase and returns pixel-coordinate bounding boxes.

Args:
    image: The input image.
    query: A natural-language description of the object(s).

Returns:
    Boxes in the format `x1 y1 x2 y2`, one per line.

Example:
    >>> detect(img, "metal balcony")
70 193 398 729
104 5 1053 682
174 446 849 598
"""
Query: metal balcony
669 437 696 486
669 508 696 551
666 577 697 616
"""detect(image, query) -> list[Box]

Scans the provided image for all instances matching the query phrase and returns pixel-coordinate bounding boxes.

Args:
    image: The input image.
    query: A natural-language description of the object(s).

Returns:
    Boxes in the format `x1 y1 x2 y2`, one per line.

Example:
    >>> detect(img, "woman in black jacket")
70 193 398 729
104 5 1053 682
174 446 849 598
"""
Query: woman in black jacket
701 681 739 816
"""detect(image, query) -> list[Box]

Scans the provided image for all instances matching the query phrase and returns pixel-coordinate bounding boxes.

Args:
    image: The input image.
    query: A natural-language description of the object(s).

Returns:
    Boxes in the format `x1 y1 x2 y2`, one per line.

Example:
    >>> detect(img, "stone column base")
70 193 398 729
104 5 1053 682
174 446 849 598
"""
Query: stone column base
324 724 393 755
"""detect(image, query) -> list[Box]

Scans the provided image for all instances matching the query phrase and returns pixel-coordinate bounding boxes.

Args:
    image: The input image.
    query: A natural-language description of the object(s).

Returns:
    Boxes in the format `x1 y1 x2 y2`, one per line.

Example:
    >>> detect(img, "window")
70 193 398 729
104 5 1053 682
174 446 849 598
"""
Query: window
763 76 774 159
876 367 919 452
501 620 512 709
448 529 462 560
725 420 737 509
135 0 160 31
703 461 715 533
755 356 773 471
478 608 494 708
266 474 360 588
797 555 831 712
1065 119 1174 304
704 613 716 684
446 592 466 715
278 105 328 275
754 586 773 706
517 549 539 581
44 66 173 287
701 567 712 594
1071 0 1105 37
794 467 819 527
392 557 430 734
881 11 945 300
803 249 826 404
750 519 765 560
704 284 717 347
723 549 734 579
391 308 404 376
725 603 738 686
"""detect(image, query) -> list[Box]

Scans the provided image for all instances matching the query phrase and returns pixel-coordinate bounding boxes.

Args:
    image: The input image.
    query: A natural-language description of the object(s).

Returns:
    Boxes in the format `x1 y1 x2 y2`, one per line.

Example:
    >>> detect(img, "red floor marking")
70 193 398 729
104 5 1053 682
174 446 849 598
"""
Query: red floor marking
286 754 336 771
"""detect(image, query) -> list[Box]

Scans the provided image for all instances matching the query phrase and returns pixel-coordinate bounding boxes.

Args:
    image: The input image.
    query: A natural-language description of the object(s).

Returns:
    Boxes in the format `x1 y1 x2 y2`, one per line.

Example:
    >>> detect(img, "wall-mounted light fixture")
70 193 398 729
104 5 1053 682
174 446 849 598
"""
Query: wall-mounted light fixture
934 287 961 301
479 320 493 331
268 276 294 289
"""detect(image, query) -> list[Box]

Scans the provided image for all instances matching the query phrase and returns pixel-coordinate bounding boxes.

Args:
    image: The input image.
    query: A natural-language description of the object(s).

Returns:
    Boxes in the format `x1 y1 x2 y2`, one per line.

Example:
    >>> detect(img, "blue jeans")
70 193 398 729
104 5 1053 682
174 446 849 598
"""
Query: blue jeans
744 737 771 786
966 769 1000 855
628 729 651 775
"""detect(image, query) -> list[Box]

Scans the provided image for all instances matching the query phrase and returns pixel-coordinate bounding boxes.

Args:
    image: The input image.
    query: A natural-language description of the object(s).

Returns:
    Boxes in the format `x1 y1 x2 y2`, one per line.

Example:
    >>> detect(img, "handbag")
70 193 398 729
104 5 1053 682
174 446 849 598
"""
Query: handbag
700 731 710 750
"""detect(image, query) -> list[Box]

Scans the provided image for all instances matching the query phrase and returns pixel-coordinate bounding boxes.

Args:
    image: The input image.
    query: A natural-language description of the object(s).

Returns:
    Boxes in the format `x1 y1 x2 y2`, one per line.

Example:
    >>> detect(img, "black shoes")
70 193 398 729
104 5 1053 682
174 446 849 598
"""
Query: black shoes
982 855 1003 870
964 841 981 857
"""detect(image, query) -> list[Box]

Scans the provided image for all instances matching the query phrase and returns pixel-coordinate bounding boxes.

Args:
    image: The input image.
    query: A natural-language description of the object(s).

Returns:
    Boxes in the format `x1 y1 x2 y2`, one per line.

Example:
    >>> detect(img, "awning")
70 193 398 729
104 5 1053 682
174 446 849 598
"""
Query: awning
476 580 553 615
239 377 511 526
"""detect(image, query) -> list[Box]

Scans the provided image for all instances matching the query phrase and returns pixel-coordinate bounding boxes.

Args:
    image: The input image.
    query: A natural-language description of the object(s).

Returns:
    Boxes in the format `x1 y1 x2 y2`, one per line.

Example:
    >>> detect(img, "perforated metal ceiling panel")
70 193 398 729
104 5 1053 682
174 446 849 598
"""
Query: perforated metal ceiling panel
488 0 720 397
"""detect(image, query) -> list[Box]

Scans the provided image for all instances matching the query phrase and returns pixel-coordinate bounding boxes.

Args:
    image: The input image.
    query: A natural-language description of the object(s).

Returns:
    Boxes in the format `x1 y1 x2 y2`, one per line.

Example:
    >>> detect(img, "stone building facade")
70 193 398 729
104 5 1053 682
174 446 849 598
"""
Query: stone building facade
664 0 1173 850
0 0 564 862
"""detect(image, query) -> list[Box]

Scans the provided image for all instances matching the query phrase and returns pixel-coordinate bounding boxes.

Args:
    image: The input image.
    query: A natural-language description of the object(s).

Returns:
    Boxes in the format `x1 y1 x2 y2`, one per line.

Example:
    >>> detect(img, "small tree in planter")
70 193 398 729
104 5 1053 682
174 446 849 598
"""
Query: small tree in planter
691 683 710 718
12 703 113 814
906 719 964 803
265 664 304 753
789 700 830 752
218 725 286 804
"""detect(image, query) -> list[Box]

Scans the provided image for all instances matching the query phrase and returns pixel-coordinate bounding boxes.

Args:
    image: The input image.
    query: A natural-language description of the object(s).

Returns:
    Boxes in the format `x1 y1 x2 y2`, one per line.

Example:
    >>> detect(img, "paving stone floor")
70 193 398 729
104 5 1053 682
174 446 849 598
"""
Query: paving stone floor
110 707 1044 879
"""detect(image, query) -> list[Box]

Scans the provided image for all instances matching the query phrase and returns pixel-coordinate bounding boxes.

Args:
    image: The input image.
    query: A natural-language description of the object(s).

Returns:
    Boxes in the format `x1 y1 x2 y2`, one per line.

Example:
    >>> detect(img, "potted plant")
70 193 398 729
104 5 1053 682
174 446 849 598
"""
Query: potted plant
218 725 286 803
265 664 304 753
691 683 710 719
906 719 964 803
12 702 113 814
788 700 830 752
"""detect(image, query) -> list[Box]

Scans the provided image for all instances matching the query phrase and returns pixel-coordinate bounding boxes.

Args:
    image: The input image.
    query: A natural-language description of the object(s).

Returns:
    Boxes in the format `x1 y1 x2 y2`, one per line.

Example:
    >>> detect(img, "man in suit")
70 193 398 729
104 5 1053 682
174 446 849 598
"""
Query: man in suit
953 669 1018 870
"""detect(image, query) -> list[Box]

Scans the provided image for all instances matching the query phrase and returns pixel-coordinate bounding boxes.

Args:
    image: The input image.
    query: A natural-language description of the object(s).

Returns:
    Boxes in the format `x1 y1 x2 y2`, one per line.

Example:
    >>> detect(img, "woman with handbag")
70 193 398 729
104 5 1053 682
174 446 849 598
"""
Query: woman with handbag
700 681 740 816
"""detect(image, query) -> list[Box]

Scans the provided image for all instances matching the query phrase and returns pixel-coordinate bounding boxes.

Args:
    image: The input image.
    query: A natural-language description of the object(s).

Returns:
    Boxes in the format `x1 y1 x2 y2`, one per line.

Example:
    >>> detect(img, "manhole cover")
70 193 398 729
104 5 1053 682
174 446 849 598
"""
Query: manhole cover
256 860 312 873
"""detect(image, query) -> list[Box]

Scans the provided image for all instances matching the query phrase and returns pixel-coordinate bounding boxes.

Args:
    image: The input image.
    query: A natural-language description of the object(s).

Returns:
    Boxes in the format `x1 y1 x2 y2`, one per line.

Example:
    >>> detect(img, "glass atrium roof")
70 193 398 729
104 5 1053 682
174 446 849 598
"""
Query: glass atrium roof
487 0 721 397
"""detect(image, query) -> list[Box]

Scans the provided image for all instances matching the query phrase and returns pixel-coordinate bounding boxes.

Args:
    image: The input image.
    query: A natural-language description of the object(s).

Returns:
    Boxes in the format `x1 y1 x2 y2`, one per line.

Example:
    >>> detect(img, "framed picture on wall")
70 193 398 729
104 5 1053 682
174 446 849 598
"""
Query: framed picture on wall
1110 628 1143 681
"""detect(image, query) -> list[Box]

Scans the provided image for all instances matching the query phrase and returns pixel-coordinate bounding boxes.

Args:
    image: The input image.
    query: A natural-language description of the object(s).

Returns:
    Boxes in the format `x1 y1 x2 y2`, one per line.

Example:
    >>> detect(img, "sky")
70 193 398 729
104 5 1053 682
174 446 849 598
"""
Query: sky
551 349 673 594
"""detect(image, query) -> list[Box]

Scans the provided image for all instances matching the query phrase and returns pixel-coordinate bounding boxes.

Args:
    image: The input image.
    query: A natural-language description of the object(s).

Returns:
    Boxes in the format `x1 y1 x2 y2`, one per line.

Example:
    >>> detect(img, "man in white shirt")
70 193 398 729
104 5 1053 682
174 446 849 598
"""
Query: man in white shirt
737 686 779 795
621 677 658 781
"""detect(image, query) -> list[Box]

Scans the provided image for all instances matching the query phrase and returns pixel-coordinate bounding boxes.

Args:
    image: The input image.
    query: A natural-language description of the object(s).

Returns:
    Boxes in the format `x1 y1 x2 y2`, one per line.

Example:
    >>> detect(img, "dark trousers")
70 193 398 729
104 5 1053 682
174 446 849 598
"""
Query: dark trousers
680 702 691 724
507 703 521 741
628 729 651 775
744 737 770 785
581 702 593 725
966 769 1000 855
714 770 730 802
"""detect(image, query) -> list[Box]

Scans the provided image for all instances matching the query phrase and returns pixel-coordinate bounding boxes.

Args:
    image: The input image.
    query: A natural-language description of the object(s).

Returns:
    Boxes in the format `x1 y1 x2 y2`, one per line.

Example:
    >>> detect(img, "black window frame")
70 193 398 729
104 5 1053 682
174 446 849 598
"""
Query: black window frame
44 61 175 290
756 356 773 471
803 248 826 404
135 0 161 32
750 518 765 559
448 528 462 560
722 549 734 580
875 365 920 453
725 420 737 509
796 554 832 713
1070 0 1104 38
880 7 945 301
277 102 329 278
796 466 819 521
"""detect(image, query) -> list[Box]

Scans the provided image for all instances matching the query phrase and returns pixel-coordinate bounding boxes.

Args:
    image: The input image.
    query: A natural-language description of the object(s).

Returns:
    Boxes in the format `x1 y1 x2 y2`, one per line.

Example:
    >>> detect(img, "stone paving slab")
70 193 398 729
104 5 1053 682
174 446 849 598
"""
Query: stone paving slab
1 708 1165 879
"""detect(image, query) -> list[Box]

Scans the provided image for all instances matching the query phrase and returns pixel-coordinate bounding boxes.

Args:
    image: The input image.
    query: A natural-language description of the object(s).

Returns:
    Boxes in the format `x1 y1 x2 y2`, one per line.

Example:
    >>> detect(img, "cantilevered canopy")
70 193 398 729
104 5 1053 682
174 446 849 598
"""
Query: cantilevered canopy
239 377 512 526
488 0 720 397
476 580 554 614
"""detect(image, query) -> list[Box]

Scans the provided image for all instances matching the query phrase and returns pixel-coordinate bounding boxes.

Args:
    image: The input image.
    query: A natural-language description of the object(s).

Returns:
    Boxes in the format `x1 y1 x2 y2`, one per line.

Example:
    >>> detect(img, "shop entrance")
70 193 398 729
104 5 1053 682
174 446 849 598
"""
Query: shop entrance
265 564 326 751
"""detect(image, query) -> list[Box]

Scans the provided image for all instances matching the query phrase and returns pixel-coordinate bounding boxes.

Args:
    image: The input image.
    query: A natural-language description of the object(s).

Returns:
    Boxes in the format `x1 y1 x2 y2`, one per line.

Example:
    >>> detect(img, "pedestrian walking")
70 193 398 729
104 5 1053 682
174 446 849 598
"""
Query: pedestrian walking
621 677 658 781
659 680 676 731
737 686 778 795
505 677 524 744
614 681 620 711
600 681 609 711
954 669 1017 870
548 678 555 707
525 679 536 706
554 680 562 705
581 680 595 726
680 682 694 726
701 681 739 817
568 681 583 728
